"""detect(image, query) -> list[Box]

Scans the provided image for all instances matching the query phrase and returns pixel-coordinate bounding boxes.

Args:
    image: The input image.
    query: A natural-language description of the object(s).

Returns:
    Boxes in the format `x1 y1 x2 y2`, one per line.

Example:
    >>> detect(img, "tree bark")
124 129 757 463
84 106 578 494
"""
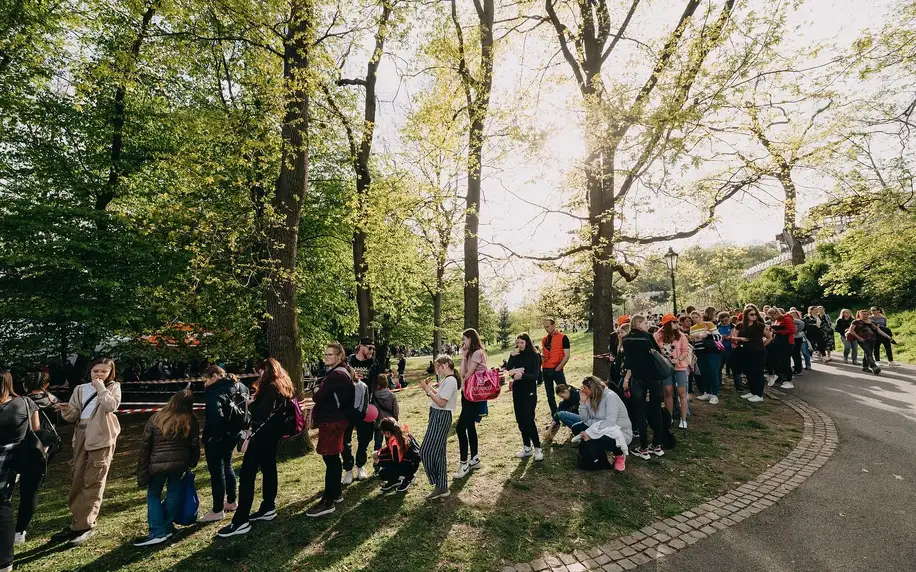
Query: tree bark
778 168 806 265
433 262 444 354
266 0 310 396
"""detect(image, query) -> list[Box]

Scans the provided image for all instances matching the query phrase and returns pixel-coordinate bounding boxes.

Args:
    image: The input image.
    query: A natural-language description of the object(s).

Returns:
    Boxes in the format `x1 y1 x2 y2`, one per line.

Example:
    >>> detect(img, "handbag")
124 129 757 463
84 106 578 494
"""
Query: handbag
167 471 199 526
462 368 502 402
12 398 48 481
647 350 675 381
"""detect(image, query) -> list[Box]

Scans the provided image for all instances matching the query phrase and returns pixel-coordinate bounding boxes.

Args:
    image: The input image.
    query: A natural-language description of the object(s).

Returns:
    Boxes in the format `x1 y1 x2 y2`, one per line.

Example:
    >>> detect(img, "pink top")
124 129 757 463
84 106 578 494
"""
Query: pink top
653 330 691 371
461 349 487 378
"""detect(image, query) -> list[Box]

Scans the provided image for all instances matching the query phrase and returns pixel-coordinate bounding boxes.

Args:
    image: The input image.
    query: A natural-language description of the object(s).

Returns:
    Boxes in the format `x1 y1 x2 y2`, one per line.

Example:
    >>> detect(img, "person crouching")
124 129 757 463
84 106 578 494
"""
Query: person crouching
374 418 420 494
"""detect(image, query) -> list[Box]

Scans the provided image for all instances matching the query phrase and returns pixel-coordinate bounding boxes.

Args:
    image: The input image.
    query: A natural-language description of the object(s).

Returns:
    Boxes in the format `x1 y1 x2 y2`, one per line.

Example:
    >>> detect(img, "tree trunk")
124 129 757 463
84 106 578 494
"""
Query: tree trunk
266 0 310 395
433 263 444 354
589 137 615 380
778 168 806 265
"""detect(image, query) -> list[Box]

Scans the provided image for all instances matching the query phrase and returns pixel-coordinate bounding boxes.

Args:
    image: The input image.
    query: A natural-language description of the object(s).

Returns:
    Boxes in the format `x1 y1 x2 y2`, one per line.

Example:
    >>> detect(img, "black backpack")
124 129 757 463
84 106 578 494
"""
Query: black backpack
12 398 48 481
225 386 251 434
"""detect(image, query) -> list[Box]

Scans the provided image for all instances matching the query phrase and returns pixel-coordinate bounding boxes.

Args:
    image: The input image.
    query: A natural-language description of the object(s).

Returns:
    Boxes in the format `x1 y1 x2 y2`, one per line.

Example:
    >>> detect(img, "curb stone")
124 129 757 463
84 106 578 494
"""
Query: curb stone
507 389 837 572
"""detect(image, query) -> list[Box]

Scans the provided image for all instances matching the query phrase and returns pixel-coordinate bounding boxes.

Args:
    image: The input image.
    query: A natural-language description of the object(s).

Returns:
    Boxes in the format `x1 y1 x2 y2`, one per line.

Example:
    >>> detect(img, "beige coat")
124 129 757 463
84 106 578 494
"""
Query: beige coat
61 380 122 451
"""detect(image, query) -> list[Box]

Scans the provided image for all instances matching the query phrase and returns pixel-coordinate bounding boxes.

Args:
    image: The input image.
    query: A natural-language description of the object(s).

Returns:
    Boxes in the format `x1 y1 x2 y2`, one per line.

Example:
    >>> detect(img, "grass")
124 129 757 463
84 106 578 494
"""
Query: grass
886 310 916 364
14 331 803 572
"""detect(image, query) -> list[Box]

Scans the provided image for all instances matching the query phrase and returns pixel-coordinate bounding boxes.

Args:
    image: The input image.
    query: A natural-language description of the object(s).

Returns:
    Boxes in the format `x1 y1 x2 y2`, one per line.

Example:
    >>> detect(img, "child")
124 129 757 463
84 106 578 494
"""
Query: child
372 375 400 472
134 390 200 546
374 417 420 493
418 355 459 501
52 358 122 546
549 384 581 438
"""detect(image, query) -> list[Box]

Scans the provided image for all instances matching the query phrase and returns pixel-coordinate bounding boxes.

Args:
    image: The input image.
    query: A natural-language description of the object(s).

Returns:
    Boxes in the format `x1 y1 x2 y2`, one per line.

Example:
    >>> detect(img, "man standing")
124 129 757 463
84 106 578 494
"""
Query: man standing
541 319 571 419
342 338 379 484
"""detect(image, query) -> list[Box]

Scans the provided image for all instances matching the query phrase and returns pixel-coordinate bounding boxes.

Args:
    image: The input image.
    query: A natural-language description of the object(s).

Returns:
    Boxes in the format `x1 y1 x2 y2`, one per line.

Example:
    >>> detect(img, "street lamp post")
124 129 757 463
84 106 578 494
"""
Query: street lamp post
664 247 679 314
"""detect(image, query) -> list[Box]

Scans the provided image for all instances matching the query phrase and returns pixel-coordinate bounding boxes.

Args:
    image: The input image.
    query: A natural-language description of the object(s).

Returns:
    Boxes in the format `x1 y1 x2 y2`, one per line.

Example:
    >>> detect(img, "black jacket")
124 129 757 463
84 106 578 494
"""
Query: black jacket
203 378 250 442
137 416 200 487
249 383 287 440
506 351 541 384
835 317 853 336
313 367 355 425
621 329 662 382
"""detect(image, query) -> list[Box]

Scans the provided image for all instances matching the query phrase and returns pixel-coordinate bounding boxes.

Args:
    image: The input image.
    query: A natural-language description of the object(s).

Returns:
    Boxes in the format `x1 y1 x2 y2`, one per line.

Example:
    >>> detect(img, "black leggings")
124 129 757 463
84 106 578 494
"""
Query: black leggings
14 470 42 533
792 341 803 374
1 497 12 570
512 380 540 448
628 381 663 449
742 350 767 397
377 458 419 484
874 337 893 362
579 436 625 470
456 397 479 462
322 454 342 503
232 435 280 525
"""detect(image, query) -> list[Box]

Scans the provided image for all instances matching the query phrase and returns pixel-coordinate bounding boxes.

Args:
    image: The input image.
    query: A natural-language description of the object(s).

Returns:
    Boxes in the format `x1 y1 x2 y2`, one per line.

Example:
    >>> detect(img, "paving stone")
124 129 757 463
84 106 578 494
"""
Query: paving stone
593 554 611 566
669 538 687 550
550 566 568 572
567 564 586 572
654 532 671 543
560 554 577 565
631 552 652 566
515 565 533 572
580 559 596 570
502 567 516 572
531 558 549 571
587 548 604 559
545 556 562 567
573 550 589 562
618 558 637 571
620 546 637 557
601 564 623 572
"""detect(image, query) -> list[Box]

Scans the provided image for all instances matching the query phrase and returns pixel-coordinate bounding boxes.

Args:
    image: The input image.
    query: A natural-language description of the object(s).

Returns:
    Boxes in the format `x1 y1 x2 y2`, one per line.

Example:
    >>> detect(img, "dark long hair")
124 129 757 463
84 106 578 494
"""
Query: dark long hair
661 321 681 344
516 333 537 358
742 304 764 334
0 371 15 400
379 417 407 454
462 328 483 359
252 357 294 399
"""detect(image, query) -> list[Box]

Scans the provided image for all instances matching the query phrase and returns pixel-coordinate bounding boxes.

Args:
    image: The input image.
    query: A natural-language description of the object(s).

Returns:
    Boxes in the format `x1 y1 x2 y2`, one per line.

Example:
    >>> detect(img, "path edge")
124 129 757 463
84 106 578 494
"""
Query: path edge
504 389 838 572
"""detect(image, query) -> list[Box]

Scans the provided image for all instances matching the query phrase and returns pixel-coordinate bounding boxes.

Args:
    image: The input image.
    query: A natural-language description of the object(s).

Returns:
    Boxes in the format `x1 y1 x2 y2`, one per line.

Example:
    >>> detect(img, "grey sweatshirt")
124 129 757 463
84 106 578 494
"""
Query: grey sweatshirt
373 388 399 423
579 388 633 443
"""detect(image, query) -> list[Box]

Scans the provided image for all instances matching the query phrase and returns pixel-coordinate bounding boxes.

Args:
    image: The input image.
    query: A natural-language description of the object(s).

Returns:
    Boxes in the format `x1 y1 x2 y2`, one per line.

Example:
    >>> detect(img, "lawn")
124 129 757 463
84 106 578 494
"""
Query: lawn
13 331 802 572
886 310 916 364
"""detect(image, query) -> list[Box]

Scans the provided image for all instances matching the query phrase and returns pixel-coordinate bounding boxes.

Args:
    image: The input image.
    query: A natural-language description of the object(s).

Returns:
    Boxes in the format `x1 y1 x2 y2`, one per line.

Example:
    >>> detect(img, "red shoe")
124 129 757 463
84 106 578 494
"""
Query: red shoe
614 455 626 472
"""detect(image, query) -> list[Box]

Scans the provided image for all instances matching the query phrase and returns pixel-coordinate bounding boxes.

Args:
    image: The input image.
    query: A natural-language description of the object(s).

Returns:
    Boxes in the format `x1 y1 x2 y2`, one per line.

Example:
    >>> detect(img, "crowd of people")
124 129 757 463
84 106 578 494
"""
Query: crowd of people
0 306 901 568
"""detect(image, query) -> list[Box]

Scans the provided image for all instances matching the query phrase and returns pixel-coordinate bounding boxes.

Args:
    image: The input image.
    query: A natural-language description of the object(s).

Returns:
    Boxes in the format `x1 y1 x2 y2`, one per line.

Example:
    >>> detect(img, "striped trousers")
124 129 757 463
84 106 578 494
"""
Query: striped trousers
420 408 452 489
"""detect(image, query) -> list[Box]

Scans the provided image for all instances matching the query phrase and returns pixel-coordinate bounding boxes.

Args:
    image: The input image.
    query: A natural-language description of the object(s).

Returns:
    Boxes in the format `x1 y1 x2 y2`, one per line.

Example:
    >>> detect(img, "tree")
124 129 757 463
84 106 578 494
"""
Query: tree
538 0 783 377
496 306 510 348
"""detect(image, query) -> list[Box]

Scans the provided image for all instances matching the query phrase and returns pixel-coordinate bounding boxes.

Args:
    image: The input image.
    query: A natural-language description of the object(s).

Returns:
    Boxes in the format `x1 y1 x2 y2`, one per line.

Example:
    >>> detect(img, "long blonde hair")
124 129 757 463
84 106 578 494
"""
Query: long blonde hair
152 389 196 440
581 376 607 412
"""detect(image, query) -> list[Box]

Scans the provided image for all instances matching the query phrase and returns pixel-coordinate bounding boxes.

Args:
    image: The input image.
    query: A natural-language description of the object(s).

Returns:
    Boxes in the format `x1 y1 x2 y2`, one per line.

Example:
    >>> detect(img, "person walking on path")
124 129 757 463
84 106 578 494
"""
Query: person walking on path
419 355 459 501
52 358 121 547
506 333 543 462
835 309 858 364
199 366 249 524
869 307 898 366
846 311 889 375
732 305 772 403
134 390 200 547
454 329 486 480
306 343 356 518
218 359 293 536
541 319 570 418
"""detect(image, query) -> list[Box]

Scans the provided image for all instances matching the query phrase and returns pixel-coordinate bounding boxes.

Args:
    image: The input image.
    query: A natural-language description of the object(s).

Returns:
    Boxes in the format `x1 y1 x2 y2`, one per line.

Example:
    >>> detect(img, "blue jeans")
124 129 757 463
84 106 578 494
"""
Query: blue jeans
697 353 722 397
147 472 182 538
205 438 236 513
555 411 581 428
802 340 812 368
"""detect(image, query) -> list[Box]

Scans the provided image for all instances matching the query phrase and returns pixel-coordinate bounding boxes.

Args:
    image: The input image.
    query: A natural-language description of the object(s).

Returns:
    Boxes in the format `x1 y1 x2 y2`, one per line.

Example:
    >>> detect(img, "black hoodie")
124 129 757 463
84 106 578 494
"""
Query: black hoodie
203 377 250 442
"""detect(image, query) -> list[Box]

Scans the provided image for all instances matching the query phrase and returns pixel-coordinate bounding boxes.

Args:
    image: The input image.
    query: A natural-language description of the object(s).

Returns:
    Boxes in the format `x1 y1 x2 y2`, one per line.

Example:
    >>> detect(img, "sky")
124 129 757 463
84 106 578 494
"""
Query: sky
363 0 895 309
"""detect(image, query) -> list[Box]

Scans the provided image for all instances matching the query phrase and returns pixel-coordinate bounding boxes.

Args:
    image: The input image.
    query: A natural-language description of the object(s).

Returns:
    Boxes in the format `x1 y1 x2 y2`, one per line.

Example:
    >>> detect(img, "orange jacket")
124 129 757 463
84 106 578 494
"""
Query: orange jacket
541 331 568 369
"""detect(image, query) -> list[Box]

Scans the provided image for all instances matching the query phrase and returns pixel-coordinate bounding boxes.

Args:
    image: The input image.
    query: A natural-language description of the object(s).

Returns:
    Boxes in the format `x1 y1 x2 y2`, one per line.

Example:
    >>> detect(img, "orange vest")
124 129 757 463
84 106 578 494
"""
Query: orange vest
541 330 567 369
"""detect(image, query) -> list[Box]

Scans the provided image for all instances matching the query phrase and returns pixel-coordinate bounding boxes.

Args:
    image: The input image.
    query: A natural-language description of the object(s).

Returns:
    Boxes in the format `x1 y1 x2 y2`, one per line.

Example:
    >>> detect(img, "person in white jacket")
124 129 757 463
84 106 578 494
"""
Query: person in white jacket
570 376 633 472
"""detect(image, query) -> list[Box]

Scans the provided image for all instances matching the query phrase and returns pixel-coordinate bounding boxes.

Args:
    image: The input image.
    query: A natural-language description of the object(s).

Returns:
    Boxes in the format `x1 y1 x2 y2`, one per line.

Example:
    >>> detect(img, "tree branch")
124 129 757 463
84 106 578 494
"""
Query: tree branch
600 0 640 64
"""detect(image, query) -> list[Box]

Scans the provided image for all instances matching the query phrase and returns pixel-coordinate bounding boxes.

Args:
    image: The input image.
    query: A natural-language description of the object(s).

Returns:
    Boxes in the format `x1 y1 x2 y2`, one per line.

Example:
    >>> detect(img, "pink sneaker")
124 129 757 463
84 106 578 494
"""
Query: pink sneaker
614 455 626 472
224 502 238 512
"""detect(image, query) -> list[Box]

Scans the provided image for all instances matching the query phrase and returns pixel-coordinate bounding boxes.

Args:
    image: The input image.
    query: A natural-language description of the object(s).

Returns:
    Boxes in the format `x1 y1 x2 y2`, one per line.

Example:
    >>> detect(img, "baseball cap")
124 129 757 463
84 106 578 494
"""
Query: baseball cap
359 337 374 347
660 313 677 326
617 315 631 326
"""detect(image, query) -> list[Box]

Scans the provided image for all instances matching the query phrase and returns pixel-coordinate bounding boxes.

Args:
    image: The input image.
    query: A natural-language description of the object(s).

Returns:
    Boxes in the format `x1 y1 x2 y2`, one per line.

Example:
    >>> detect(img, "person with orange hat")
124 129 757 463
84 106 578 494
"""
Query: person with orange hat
653 314 691 430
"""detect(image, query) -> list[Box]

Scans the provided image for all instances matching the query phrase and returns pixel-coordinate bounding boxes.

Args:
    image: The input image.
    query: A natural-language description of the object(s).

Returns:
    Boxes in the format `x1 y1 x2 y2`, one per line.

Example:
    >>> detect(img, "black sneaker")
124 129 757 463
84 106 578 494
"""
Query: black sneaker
306 501 336 518
396 475 415 493
51 527 80 544
70 528 96 546
217 522 251 538
249 508 277 522
873 367 882 375
380 479 402 493
133 533 172 547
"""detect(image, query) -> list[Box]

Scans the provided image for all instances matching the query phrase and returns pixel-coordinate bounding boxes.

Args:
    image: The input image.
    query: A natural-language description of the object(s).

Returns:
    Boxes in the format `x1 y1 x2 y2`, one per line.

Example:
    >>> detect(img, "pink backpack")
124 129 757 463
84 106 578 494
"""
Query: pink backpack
463 368 501 402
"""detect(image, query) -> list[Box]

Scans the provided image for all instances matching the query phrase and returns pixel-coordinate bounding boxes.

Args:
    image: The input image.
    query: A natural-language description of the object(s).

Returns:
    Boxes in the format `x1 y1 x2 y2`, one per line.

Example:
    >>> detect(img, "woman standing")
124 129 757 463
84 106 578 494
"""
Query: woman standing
804 307 828 362
789 310 806 375
621 315 665 458
816 307 836 362
306 344 356 518
53 358 122 547
570 377 632 472
419 355 460 500
218 358 293 536
506 333 543 461
835 309 857 364
732 305 772 403
1 371 40 572
200 366 249 523
767 308 796 389
15 372 59 544
134 390 200 546
690 308 723 404
454 329 486 479
653 315 690 430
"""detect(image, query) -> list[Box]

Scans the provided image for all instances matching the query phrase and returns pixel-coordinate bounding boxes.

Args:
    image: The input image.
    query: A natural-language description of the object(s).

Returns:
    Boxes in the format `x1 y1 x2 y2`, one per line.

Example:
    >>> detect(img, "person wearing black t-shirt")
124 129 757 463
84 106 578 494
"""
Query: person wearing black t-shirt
343 338 379 483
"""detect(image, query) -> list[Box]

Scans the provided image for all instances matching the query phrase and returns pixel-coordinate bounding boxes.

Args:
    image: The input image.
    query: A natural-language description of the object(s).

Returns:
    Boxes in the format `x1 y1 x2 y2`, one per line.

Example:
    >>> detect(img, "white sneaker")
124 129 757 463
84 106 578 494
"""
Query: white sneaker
453 462 471 479
747 395 764 403
515 447 533 458
13 531 25 545
889 361 900 367
570 434 583 444
780 382 794 389
356 466 368 481
467 455 481 469
199 511 224 523
740 392 754 399
341 470 355 485
697 393 712 401
767 376 776 387
678 419 688 430
533 448 544 461
709 396 719 405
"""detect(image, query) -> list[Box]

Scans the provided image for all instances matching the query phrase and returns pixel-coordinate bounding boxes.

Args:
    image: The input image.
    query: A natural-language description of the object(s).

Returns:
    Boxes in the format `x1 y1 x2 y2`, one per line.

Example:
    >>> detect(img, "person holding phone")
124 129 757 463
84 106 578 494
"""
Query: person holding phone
506 333 543 461
419 356 459 500
51 358 122 547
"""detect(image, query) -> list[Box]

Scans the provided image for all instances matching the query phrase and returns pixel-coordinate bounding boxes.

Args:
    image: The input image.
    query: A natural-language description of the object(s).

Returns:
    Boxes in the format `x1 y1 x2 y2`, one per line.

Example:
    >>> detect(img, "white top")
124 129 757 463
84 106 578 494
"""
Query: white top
430 375 458 412
79 383 99 420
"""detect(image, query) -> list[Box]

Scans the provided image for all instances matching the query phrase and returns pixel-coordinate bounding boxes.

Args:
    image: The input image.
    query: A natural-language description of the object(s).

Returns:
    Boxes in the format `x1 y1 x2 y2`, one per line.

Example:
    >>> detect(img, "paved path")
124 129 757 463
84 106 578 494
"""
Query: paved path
504 362 916 572
631 361 916 572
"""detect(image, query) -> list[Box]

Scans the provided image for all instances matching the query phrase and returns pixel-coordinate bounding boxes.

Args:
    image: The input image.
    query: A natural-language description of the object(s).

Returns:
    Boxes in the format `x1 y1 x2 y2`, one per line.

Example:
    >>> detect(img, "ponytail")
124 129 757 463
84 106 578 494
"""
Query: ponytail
379 417 407 453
